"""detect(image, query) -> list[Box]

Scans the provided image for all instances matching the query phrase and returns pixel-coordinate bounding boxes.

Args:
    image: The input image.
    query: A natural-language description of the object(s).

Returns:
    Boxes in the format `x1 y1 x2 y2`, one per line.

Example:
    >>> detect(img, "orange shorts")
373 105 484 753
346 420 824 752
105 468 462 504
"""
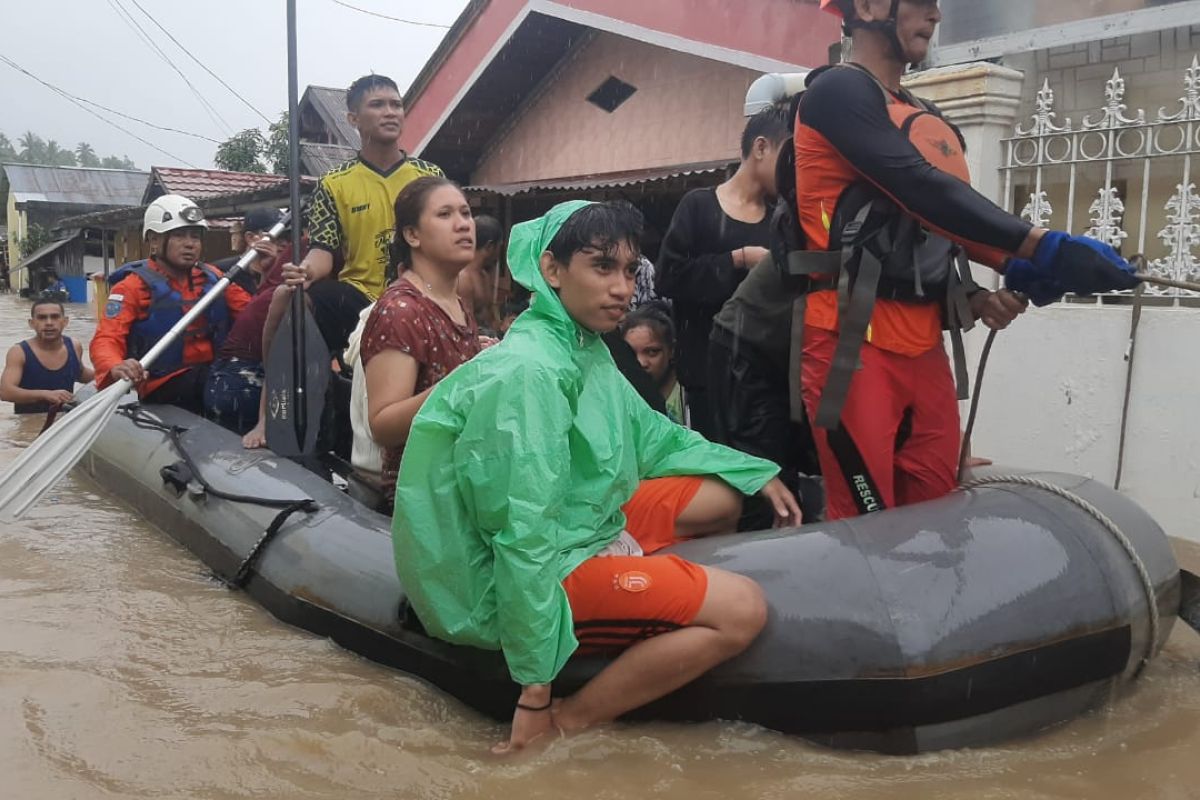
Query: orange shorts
563 477 709 654
621 475 705 554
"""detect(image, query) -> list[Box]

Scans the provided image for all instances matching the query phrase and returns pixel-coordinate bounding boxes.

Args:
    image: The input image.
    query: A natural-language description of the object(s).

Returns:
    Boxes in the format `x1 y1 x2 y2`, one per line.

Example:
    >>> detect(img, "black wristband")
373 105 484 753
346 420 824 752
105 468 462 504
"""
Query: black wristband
516 698 553 712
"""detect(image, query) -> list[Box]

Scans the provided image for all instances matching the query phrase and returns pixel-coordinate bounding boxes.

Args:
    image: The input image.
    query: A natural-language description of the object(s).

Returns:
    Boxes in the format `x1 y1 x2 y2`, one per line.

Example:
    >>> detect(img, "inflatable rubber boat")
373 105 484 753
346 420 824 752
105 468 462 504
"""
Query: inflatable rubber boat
77 400 1180 754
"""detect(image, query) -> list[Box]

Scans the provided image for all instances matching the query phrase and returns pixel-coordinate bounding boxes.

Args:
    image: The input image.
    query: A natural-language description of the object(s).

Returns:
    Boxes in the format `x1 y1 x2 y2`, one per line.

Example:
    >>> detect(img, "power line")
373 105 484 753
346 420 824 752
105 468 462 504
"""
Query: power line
0 54 220 144
124 0 272 125
0 54 197 167
106 0 234 135
329 0 451 29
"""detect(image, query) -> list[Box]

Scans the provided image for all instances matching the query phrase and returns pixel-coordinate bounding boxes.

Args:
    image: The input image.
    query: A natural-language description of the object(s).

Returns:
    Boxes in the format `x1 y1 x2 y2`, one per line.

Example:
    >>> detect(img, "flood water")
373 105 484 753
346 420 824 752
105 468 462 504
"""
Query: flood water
2 292 1200 799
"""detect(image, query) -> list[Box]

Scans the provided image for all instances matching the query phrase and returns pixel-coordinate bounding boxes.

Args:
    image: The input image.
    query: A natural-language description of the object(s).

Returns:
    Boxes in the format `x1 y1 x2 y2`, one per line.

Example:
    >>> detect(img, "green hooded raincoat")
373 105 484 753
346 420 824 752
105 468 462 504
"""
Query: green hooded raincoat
393 201 780 686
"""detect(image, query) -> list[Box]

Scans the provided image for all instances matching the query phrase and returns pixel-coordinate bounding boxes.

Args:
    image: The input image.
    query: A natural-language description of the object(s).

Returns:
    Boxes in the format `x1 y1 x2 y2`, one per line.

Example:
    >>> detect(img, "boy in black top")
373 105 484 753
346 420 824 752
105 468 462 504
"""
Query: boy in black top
656 109 790 437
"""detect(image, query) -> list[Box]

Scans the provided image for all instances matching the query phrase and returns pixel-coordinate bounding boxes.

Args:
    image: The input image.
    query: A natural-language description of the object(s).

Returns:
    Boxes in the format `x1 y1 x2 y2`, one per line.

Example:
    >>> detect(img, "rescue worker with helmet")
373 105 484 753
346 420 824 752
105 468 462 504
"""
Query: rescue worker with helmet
786 0 1140 520
91 194 253 413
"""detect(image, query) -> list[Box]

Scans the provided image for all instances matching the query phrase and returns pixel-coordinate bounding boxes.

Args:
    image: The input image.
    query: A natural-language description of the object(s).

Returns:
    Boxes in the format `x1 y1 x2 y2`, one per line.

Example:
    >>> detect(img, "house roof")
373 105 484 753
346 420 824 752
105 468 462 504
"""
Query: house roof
300 142 358 176
466 158 733 197
401 0 836 163
2 163 148 207
16 233 78 272
143 167 287 204
300 85 361 149
59 176 317 233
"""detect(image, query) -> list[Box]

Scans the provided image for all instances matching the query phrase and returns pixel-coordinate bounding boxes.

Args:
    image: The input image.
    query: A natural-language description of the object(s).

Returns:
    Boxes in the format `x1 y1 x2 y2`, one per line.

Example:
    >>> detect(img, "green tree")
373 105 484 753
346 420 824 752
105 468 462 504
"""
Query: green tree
100 155 137 170
44 140 76 167
0 133 16 161
18 223 52 258
18 131 46 164
75 142 101 167
214 128 267 173
265 111 290 175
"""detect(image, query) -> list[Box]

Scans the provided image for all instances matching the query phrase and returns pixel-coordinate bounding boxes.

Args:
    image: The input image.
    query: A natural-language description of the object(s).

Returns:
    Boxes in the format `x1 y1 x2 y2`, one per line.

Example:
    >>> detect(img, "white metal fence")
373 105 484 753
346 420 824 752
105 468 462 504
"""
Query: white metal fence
1003 56 1200 299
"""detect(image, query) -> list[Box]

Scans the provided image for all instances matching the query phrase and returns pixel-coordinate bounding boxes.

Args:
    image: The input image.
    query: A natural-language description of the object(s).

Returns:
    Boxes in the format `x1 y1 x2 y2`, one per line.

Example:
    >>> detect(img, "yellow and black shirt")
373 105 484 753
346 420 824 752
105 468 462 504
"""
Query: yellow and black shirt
307 154 444 301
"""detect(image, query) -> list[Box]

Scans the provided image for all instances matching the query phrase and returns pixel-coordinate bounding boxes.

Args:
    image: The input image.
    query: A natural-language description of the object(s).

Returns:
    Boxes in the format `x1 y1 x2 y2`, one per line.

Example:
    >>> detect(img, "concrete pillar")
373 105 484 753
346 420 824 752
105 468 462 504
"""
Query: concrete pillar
903 62 1026 291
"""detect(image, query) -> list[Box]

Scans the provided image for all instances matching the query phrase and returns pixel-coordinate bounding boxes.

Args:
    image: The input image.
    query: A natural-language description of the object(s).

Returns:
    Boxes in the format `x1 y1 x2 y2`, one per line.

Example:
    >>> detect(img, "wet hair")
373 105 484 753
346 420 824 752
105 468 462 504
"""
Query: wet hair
30 296 65 316
620 300 675 349
347 73 400 112
474 214 503 249
390 175 463 269
741 107 792 158
546 201 644 266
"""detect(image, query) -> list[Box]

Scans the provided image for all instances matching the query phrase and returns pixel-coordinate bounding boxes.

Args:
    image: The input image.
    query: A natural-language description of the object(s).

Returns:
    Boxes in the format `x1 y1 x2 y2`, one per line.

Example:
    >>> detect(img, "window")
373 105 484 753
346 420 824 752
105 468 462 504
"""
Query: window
587 76 637 113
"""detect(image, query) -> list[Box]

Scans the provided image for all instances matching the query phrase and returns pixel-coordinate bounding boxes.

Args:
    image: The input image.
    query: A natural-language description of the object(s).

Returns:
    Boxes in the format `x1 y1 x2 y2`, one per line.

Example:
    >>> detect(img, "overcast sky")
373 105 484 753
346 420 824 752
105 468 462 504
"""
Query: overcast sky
0 0 470 170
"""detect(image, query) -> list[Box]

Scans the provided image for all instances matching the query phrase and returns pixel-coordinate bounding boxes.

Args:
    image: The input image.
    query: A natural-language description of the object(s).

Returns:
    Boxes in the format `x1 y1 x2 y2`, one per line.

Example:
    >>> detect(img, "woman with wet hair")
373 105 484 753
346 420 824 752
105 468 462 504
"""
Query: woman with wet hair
359 176 482 508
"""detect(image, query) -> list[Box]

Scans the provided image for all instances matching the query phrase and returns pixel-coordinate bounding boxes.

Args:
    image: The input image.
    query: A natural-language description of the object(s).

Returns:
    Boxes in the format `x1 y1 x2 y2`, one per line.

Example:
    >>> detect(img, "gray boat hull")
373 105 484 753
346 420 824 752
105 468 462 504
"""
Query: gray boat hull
80 402 1179 754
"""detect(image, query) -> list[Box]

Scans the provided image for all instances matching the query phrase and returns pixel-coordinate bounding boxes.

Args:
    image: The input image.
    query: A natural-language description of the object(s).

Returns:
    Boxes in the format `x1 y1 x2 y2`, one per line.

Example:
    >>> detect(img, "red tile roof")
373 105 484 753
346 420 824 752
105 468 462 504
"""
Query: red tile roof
149 167 287 201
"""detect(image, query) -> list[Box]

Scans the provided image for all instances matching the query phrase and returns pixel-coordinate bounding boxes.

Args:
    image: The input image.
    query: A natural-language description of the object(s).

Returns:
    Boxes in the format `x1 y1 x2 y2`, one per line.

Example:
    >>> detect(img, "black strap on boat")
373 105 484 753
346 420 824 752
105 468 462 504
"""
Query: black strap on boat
117 405 319 588
229 499 317 589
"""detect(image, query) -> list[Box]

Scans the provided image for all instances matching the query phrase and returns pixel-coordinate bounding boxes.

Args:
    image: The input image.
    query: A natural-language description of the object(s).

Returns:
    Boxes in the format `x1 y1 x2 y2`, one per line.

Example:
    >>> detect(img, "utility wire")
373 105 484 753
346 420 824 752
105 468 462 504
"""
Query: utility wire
125 0 272 125
0 55 196 167
0 54 220 144
329 0 451 28
106 0 233 135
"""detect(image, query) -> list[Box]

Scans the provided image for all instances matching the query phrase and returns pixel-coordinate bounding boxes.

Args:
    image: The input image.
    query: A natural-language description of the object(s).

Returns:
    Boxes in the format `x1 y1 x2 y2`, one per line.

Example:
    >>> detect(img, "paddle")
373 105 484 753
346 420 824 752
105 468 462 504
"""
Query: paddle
263 0 330 458
0 216 290 522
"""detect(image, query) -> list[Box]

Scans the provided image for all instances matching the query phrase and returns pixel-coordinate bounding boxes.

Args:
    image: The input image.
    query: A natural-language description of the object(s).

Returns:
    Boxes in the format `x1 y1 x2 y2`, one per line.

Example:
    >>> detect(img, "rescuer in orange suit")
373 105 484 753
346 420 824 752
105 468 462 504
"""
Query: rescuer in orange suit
91 194 252 414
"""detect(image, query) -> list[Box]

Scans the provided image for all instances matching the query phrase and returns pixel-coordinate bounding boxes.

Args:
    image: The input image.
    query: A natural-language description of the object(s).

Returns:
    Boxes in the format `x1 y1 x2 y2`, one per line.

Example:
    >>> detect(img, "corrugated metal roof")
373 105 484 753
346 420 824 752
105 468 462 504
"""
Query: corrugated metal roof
302 86 361 149
2 163 148 207
300 143 358 176
465 160 733 197
15 233 78 271
147 167 287 202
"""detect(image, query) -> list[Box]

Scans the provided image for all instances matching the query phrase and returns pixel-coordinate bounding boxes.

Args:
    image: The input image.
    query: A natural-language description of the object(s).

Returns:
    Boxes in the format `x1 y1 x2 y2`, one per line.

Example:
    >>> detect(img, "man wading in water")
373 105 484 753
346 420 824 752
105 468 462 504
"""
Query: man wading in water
0 298 92 414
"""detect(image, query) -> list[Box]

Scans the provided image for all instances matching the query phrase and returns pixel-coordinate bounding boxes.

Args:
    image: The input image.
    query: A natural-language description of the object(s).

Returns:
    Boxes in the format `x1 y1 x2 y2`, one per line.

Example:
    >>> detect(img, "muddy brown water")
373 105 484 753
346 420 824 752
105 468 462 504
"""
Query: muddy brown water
1 294 1199 799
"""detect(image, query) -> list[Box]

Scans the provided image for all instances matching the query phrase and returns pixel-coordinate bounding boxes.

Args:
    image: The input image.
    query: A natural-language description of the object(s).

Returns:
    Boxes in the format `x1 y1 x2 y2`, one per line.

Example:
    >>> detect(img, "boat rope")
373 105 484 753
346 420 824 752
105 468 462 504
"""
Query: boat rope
959 474 1161 672
117 405 319 589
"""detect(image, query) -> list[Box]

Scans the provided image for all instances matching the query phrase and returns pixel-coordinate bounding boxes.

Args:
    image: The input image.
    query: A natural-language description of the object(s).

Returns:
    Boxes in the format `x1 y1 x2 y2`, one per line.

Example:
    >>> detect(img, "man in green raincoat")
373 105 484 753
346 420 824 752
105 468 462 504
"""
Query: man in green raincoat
394 200 800 752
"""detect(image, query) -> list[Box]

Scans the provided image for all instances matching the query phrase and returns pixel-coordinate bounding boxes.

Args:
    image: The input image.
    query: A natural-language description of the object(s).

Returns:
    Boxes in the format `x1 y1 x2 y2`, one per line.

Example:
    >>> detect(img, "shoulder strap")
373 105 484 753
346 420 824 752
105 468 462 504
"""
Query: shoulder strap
814 202 881 430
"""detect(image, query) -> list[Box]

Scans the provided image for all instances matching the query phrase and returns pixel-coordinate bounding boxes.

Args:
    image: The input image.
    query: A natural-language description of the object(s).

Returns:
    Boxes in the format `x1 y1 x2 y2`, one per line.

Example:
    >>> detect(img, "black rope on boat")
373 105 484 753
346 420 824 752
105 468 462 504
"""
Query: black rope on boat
116 405 319 588
228 500 318 589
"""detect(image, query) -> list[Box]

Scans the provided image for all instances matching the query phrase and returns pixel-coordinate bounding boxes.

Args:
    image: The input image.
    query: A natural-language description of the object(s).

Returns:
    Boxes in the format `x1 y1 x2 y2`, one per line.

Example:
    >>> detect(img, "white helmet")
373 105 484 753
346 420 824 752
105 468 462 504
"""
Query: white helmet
143 194 208 236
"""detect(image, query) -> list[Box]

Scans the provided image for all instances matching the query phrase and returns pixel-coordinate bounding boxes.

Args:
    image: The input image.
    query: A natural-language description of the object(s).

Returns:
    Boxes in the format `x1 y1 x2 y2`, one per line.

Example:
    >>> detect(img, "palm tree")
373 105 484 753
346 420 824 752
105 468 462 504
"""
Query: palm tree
18 131 46 164
44 140 75 167
0 133 16 161
75 142 100 167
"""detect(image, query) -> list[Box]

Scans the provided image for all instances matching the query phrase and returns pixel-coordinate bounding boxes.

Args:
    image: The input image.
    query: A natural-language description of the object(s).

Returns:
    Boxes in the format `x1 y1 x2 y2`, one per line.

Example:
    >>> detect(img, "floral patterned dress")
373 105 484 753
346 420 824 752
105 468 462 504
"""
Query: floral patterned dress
360 277 480 497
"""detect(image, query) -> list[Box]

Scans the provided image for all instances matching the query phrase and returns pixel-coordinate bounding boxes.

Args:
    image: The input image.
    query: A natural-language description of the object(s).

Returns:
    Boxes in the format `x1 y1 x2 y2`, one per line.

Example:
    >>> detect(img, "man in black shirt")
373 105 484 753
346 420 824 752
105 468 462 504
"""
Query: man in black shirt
214 208 283 295
656 109 790 438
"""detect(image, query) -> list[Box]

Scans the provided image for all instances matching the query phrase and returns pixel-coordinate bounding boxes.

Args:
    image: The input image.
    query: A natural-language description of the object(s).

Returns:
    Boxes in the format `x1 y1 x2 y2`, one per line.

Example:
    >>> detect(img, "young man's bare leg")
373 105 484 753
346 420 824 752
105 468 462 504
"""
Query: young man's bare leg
552 566 765 733
242 286 295 449
674 478 742 538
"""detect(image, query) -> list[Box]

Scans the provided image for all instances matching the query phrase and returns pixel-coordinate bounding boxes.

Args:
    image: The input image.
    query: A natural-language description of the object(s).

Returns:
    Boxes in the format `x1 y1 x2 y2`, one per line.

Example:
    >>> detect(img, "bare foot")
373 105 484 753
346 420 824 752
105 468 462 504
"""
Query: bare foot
548 697 588 736
242 422 267 450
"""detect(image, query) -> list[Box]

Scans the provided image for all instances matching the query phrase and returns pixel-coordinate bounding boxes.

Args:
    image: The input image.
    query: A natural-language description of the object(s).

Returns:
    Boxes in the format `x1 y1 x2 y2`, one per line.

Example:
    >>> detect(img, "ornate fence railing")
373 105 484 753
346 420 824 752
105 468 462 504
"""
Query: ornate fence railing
1002 56 1200 300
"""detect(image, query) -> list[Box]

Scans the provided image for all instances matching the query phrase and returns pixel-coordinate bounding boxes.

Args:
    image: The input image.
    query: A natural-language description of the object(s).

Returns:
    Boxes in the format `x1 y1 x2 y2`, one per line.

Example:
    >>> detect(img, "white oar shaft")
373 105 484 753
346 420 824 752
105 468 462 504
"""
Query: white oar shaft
138 215 290 373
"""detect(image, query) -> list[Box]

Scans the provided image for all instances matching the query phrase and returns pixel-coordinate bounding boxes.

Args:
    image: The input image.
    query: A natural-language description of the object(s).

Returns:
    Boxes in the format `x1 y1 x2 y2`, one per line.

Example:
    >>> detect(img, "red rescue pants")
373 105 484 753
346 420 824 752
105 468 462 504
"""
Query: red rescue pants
800 326 960 520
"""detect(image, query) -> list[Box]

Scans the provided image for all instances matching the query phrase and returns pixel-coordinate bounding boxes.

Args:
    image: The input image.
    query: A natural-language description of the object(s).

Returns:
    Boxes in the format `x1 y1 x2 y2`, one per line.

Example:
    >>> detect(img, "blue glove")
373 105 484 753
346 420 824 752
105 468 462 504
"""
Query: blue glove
1004 258 1065 306
1043 232 1140 292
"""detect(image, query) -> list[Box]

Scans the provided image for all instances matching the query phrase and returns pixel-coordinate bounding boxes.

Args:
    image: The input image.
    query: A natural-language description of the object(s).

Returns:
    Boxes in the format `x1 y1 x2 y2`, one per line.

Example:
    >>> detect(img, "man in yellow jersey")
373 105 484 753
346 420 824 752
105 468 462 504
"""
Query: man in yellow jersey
281 73 444 352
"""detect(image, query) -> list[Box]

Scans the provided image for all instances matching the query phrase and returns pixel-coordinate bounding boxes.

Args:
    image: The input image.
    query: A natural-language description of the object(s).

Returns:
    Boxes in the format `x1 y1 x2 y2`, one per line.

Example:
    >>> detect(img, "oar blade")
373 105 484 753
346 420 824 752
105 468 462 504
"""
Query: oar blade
263 301 330 457
0 380 130 522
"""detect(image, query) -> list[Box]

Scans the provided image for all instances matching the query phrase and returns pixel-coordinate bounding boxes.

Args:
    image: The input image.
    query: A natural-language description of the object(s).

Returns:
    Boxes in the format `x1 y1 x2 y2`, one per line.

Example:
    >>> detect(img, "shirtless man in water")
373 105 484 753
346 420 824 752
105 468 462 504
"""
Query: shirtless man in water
0 298 93 414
